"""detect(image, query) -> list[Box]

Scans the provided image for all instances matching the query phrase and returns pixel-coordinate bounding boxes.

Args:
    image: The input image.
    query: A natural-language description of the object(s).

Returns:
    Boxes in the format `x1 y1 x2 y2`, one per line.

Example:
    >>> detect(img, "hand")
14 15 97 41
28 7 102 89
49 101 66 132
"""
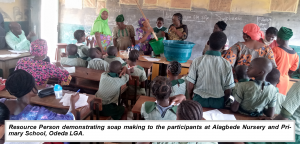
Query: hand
91 37 95 45
53 62 62 68
61 53 67 57
161 31 166 37
27 31 36 38
147 27 154 33
170 26 176 32
169 94 186 105
119 66 127 77
86 36 91 43
70 93 80 104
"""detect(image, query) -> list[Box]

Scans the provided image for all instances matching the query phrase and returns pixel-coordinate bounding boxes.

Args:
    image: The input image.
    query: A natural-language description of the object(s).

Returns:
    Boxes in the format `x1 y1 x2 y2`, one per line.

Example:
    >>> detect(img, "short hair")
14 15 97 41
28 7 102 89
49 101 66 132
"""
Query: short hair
67 44 78 55
89 48 102 59
209 31 227 50
109 61 122 73
6 69 38 98
235 65 248 80
266 68 281 85
215 21 227 31
157 17 164 22
95 47 102 53
177 100 203 120
151 76 172 100
129 50 139 62
167 61 182 76
107 46 117 56
0 103 10 125
266 27 278 35
74 30 85 41
173 13 183 24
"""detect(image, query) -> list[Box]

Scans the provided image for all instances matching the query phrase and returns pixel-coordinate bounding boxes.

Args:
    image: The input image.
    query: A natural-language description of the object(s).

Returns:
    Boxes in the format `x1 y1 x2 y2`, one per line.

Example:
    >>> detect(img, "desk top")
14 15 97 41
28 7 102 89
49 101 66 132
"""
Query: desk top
0 49 31 61
70 67 105 82
132 96 265 120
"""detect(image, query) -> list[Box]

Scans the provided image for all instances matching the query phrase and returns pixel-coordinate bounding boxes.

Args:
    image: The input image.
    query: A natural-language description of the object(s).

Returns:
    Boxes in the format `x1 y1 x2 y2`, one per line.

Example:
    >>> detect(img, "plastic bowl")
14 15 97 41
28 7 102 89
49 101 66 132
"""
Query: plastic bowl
163 40 195 63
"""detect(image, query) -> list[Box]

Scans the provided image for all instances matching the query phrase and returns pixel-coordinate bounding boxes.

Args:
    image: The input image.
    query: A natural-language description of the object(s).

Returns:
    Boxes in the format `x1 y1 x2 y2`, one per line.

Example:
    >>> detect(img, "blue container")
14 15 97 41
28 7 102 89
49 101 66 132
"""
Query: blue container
163 40 195 63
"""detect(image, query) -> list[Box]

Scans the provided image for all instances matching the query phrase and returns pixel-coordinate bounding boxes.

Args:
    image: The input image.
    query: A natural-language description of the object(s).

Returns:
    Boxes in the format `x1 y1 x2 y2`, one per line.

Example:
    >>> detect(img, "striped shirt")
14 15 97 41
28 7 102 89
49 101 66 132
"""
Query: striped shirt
186 51 235 98
128 65 147 95
96 72 129 105
76 44 89 59
87 58 110 71
170 79 186 97
282 81 300 135
104 56 126 65
60 56 87 67
233 80 277 116
141 102 177 120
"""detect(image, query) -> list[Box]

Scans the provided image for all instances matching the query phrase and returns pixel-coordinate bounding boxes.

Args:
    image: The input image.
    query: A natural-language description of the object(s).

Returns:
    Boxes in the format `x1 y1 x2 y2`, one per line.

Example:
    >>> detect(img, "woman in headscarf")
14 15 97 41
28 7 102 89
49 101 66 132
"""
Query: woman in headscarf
258 27 279 49
272 27 299 95
203 21 229 55
90 8 112 54
112 14 136 51
223 23 277 76
166 13 188 41
15 39 71 86
136 17 154 55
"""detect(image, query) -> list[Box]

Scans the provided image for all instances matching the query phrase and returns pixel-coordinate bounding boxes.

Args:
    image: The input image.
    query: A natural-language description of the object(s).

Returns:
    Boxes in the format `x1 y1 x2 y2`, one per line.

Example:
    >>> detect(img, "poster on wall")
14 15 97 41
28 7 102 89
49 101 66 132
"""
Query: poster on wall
271 0 299 13
170 0 192 10
83 0 97 8
65 0 82 9
209 0 232 12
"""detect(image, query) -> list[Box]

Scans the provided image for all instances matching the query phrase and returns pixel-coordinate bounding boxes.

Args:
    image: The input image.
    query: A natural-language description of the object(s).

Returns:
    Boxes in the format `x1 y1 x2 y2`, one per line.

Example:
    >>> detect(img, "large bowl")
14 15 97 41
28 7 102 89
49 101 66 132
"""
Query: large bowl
163 40 195 63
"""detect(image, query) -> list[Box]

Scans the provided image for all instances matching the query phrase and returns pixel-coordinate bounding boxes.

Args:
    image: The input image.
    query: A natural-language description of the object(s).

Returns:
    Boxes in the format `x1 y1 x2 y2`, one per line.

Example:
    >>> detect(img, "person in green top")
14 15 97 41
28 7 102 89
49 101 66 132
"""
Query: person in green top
153 17 168 39
90 8 112 54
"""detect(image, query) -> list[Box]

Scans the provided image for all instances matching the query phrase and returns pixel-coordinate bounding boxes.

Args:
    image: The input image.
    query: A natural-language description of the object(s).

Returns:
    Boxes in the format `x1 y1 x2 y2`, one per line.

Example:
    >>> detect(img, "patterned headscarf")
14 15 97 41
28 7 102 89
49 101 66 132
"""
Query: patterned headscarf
243 23 264 41
30 39 48 57
138 17 149 28
277 27 293 41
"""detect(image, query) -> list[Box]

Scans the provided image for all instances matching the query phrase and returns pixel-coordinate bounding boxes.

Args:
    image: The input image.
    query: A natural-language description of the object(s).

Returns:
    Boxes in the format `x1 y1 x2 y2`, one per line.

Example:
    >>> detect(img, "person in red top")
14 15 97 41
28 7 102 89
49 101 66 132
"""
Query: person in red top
259 27 279 49
273 27 299 95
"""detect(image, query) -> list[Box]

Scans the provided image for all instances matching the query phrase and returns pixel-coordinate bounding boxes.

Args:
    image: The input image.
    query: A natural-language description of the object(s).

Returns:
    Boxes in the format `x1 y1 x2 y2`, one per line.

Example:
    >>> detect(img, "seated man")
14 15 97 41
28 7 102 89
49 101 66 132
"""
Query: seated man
5 22 35 51
0 12 5 49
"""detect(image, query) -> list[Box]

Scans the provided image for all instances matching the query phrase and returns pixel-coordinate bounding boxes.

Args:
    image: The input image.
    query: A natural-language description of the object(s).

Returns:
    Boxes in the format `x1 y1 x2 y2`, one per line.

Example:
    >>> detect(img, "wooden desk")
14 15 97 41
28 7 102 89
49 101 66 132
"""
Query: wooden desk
0 86 45 99
0 49 31 78
132 96 265 120
69 67 104 90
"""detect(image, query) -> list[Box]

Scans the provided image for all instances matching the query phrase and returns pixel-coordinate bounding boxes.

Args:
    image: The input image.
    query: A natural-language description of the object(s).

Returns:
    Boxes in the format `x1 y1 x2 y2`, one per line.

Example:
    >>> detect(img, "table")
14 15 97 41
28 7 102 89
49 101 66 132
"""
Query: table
0 49 31 78
0 88 95 120
132 96 266 120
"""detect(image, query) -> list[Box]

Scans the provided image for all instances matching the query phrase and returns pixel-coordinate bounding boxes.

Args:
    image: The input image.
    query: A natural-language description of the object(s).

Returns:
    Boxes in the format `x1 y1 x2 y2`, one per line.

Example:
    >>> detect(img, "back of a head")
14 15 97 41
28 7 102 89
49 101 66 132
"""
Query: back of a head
209 31 227 51
30 39 48 57
6 69 37 99
177 100 203 120
89 48 102 59
109 61 122 73
129 50 139 62
151 76 172 100
157 17 164 22
235 65 249 80
74 30 85 41
266 27 278 35
107 46 117 56
252 57 273 74
67 44 78 55
167 61 182 76
0 102 10 125
216 21 227 31
266 68 280 86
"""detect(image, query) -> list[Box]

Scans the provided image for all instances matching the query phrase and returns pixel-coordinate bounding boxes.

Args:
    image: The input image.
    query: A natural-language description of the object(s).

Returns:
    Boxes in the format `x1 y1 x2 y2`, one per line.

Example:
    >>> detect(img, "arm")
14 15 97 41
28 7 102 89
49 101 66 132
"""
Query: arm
5 32 30 51
68 93 80 119
95 32 104 51
185 59 198 100
50 63 72 85
169 94 186 105
231 100 240 112
113 38 118 48
224 89 231 103
289 55 299 76
188 82 194 100
86 36 90 47
138 31 151 43
264 107 275 117
131 37 136 46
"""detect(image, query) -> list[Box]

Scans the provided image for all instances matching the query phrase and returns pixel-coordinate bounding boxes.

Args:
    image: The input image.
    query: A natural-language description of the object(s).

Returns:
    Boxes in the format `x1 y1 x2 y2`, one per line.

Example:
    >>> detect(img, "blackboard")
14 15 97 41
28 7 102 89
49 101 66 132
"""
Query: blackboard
59 0 272 60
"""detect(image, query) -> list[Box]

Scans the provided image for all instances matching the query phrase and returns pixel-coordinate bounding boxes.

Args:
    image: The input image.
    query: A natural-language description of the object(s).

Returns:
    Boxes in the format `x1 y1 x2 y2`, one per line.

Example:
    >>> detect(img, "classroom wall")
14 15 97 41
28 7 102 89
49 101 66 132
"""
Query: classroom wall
58 0 300 60
0 0 30 35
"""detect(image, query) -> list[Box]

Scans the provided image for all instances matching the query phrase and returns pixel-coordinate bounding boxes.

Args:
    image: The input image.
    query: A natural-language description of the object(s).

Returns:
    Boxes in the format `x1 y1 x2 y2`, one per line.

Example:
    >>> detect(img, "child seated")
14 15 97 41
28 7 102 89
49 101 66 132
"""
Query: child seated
266 68 285 115
235 65 249 82
95 61 130 120
141 76 177 120
87 48 109 71
74 30 90 60
187 31 235 109
153 17 168 39
127 50 147 95
60 44 87 67
167 61 186 97
231 57 277 117
104 46 126 66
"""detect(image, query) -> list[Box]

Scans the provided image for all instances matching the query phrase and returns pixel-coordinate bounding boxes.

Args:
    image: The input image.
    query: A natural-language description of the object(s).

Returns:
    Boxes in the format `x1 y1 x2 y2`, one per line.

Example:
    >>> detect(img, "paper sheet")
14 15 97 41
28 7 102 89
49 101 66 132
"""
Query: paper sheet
203 109 223 120
8 50 28 54
211 113 236 120
63 67 75 74
60 93 89 109
142 56 161 62
65 0 82 9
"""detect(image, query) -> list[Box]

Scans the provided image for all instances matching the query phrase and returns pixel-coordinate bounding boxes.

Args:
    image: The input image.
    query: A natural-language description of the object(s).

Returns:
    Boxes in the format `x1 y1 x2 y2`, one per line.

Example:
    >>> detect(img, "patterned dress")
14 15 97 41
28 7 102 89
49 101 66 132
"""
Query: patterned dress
166 24 188 41
94 34 112 52
15 58 71 86
136 28 152 55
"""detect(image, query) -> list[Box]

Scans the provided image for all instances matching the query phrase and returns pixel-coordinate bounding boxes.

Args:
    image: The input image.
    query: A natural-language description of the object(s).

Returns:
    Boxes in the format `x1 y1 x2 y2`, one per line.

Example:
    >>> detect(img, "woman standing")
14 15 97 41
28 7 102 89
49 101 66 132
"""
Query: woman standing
203 21 229 55
112 14 136 51
90 8 112 54
136 18 154 55
166 13 188 41
223 23 276 70
258 27 279 49
273 27 299 95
